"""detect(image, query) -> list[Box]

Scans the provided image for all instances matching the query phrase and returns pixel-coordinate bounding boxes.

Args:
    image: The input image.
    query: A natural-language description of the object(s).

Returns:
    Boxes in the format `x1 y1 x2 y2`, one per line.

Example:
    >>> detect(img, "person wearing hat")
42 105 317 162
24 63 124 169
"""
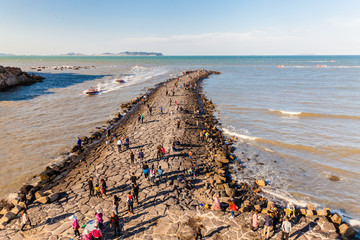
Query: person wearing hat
82 229 93 240
69 215 80 237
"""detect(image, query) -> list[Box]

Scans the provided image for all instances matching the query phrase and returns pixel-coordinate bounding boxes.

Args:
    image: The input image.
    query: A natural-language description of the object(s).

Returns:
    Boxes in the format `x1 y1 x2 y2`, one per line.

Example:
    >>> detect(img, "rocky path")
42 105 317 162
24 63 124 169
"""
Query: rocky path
1 70 354 240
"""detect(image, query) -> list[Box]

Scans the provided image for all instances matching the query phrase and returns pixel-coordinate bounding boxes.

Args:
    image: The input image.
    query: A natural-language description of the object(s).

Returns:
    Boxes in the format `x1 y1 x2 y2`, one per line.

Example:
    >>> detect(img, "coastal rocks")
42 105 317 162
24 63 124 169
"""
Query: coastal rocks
255 179 266 187
331 213 342 225
328 175 340 181
0 65 44 91
339 223 357 239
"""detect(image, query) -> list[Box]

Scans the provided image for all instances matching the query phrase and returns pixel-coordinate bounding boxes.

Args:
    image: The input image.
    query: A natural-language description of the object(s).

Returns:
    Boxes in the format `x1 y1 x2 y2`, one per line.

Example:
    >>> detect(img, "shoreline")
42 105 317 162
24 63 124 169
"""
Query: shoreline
0 69 358 239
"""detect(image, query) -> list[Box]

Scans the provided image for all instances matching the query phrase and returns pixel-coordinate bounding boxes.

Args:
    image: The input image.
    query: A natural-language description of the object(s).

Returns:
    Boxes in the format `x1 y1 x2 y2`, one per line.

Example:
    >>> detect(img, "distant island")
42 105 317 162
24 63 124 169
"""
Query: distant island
61 51 164 56
0 52 163 57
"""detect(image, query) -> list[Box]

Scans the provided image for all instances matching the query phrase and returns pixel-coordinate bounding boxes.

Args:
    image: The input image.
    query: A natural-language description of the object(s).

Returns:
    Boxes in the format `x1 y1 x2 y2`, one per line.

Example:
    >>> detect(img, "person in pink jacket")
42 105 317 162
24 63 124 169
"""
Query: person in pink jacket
95 210 103 229
69 215 80 237
92 226 102 240
81 229 92 240
251 210 259 231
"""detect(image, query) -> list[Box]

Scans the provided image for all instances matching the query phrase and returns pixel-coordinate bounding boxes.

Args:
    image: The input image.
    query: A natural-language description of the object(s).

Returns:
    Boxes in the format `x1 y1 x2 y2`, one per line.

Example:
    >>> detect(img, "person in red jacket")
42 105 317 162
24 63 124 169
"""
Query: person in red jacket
228 200 237 218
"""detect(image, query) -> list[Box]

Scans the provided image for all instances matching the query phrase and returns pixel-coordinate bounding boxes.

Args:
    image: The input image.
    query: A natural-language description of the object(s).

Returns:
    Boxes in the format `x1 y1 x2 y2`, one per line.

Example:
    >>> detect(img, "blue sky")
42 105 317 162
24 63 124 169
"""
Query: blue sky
1 0 360 55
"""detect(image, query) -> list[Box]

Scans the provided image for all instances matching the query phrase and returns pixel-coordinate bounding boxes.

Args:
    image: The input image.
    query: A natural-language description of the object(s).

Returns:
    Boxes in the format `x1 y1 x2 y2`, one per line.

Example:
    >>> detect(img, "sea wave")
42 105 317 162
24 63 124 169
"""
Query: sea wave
96 65 170 94
269 109 301 115
224 106 360 120
223 127 360 156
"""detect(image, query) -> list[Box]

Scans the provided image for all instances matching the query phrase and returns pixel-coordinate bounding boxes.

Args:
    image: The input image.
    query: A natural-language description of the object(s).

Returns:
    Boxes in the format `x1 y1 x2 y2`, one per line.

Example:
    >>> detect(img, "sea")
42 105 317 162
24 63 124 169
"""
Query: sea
0 55 359 230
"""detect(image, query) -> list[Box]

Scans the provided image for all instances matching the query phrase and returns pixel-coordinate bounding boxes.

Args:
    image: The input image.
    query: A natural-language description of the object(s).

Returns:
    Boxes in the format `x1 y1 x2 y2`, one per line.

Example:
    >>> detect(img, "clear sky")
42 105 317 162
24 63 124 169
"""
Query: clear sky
1 0 360 55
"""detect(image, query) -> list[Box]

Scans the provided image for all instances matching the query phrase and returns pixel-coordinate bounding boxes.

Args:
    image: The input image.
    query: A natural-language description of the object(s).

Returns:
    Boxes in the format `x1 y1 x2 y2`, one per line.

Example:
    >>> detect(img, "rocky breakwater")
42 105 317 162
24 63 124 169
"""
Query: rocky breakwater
0 69 358 240
0 65 44 91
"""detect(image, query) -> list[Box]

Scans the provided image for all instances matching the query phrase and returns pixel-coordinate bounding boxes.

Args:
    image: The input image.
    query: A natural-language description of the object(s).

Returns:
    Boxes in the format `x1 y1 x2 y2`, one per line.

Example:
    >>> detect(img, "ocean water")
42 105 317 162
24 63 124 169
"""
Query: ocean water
0 56 359 228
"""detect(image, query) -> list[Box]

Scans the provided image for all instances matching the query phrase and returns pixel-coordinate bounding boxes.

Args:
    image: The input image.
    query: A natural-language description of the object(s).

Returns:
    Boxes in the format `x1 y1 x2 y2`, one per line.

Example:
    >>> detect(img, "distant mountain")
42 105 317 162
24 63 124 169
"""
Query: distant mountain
0 53 15 56
60 52 86 56
0 52 163 57
96 51 163 56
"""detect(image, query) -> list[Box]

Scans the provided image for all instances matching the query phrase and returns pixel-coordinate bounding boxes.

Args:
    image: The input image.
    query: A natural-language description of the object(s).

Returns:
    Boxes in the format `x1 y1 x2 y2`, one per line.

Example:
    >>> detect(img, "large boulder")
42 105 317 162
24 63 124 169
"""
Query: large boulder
339 224 357 239
331 213 342 225
0 65 44 91
255 179 266 187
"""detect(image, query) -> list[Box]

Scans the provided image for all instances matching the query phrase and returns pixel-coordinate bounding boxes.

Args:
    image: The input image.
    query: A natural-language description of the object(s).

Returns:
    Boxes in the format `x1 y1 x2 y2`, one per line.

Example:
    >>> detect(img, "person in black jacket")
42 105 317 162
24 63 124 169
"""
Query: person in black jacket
88 177 94 197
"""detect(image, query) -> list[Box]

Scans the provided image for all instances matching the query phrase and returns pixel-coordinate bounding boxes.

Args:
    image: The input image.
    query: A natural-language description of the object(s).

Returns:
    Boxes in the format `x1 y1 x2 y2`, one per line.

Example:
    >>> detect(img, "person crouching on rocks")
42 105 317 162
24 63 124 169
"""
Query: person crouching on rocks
211 195 221 211
94 184 101 197
82 229 93 240
92 225 102 240
286 201 295 218
69 215 80 238
228 200 237 218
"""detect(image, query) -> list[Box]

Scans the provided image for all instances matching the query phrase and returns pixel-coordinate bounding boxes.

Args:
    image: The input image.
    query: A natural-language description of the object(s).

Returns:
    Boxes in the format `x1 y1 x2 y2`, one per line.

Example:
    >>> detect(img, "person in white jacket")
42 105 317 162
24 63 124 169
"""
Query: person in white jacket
281 217 292 240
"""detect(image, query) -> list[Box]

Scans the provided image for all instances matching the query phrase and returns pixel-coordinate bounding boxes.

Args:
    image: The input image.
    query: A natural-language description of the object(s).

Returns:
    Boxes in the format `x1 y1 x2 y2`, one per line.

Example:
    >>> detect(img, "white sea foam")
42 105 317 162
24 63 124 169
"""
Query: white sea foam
97 65 170 94
223 128 258 141
269 109 302 116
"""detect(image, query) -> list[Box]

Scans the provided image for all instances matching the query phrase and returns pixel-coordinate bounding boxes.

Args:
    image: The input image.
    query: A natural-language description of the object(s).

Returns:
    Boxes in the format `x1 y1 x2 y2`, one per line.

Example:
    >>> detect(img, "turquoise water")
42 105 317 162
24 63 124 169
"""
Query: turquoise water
1 55 360 227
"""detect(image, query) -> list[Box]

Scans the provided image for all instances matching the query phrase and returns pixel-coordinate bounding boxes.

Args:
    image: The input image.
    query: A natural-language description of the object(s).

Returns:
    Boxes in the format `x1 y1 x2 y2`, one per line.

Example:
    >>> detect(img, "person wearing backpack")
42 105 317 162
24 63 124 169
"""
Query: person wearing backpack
127 192 134 214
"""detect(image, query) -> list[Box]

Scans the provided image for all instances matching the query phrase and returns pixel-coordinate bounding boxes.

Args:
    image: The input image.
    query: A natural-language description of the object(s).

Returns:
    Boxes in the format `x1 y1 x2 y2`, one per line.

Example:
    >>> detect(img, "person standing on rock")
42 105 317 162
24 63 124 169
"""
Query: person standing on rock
157 166 164 182
88 177 94 197
161 146 166 159
228 200 237 218
195 225 203 240
106 127 111 138
130 151 135 165
142 162 150 180
124 137 130 150
149 106 152 115
69 215 80 238
281 216 292 240
272 204 280 231
113 195 120 215
95 210 104 229
140 114 144 123
100 179 107 197
160 106 163 114
149 165 156 183
110 212 121 236
77 137 82 151
138 149 144 163
132 184 139 204
176 119 181 129
127 192 134 214
263 211 274 240
20 209 32 231
250 210 259 231
130 172 137 185
117 138 122 153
